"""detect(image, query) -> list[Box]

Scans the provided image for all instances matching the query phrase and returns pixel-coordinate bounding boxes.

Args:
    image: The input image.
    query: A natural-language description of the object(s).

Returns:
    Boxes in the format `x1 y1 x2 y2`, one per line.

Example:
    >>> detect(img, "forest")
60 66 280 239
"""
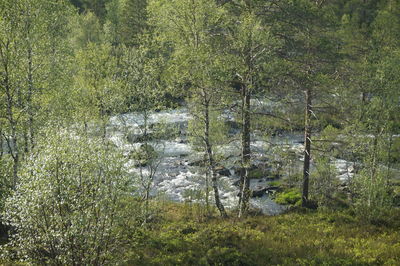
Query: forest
0 0 400 265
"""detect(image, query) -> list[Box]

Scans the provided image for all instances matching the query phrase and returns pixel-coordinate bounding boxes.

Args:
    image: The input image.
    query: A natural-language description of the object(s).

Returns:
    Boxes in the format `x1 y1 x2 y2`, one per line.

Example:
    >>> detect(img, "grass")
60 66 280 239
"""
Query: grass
119 202 400 265
2 200 399 265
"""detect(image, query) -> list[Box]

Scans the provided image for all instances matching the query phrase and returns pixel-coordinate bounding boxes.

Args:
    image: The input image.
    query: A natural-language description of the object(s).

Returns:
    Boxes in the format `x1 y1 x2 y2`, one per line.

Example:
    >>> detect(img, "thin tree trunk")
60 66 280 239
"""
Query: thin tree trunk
4 65 19 188
387 134 393 180
238 85 251 218
99 100 107 141
302 87 312 207
27 46 35 150
23 129 29 154
1 40 19 187
371 135 378 181
205 167 210 215
0 128 3 159
203 91 227 218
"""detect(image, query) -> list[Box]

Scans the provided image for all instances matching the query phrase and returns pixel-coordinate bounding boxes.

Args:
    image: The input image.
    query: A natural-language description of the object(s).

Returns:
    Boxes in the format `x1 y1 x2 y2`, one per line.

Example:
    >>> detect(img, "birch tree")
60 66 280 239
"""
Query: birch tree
149 0 230 217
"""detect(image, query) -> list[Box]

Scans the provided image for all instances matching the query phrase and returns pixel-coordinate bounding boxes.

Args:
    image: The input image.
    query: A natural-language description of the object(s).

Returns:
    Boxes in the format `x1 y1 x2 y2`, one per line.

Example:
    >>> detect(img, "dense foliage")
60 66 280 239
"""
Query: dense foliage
2 130 139 264
0 0 400 264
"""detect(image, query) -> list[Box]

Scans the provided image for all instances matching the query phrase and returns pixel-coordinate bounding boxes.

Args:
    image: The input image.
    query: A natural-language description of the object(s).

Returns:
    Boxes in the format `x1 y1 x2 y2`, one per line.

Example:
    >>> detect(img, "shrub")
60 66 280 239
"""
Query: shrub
2 129 138 265
310 157 339 208
351 169 393 223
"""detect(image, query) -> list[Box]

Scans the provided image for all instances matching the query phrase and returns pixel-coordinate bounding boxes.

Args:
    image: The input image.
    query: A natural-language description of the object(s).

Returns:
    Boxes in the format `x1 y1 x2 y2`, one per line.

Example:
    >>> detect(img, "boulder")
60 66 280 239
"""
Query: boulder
175 136 186 143
215 166 231 177
126 132 138 143
265 186 281 194
232 179 241 186
188 159 206 167
251 186 267 197
127 132 154 143
265 174 281 181
225 120 241 135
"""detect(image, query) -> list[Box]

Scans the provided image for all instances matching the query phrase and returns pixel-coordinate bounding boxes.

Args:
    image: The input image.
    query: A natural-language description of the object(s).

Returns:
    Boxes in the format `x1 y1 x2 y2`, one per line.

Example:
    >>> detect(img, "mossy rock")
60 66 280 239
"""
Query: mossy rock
275 189 302 205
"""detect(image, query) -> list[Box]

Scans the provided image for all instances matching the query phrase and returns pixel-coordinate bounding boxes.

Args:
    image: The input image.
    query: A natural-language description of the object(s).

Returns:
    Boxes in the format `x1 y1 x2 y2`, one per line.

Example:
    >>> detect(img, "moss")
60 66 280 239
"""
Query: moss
275 188 302 205
268 180 282 187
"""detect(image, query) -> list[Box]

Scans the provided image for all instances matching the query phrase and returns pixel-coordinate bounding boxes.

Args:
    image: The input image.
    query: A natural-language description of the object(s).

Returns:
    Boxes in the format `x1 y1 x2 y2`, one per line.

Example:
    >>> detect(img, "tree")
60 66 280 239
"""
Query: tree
271 0 340 207
73 42 121 139
104 0 148 46
70 11 103 50
0 0 22 187
3 129 138 265
149 0 230 217
69 0 109 21
0 0 73 188
117 45 166 220
224 0 278 217
344 0 400 218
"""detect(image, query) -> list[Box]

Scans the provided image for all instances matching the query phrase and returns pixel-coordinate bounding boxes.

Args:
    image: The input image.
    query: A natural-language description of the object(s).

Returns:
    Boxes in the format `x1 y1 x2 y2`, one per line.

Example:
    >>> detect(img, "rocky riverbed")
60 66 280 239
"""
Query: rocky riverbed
107 107 355 215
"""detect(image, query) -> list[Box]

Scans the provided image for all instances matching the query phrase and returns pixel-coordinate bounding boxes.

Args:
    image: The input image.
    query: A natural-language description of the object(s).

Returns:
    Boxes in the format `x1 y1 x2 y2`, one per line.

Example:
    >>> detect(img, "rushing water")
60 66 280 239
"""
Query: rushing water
107 107 354 215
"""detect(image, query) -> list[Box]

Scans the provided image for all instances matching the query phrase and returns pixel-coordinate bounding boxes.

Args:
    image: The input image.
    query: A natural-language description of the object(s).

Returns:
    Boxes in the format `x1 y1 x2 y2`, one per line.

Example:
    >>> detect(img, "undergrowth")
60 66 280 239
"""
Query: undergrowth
118 203 400 265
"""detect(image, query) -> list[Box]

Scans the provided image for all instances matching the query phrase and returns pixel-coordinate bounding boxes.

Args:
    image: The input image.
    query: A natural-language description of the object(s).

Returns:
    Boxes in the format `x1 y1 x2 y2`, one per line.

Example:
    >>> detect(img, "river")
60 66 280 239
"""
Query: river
107 107 355 215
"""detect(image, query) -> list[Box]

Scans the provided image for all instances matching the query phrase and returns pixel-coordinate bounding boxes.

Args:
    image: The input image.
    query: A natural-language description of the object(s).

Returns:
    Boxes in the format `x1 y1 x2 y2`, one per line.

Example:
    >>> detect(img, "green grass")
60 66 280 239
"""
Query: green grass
118 203 400 265
3 201 400 265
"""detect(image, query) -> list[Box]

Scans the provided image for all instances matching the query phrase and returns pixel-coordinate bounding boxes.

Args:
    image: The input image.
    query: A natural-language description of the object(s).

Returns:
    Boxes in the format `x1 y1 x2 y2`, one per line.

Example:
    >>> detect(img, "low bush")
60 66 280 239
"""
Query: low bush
275 188 302 205
121 206 400 265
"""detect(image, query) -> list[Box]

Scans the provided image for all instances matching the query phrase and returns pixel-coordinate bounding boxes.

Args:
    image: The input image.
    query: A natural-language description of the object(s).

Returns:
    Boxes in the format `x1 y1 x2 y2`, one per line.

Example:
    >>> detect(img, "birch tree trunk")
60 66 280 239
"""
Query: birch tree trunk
203 89 227 218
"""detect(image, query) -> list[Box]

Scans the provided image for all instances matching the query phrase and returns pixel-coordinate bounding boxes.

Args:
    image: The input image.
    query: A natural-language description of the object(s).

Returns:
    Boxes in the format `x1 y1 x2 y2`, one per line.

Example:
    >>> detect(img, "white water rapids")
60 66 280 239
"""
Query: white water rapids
107 107 354 215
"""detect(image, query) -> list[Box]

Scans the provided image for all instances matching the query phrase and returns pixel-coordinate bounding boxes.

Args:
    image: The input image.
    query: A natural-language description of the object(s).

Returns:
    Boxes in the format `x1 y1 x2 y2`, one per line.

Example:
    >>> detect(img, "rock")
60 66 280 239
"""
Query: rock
337 173 352 183
232 179 241 186
215 166 231 177
266 186 280 193
127 132 154 143
175 137 186 143
271 129 284 137
225 121 241 135
232 166 242 176
126 132 138 143
265 174 281 181
251 186 267 197
248 168 264 179
188 159 206 167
